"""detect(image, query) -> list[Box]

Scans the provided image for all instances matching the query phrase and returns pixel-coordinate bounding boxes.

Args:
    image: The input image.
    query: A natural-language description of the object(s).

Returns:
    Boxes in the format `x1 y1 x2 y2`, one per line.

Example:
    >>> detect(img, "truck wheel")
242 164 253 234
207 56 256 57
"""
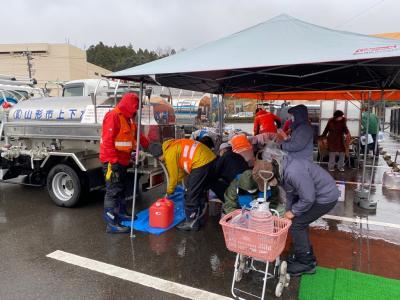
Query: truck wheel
47 164 82 207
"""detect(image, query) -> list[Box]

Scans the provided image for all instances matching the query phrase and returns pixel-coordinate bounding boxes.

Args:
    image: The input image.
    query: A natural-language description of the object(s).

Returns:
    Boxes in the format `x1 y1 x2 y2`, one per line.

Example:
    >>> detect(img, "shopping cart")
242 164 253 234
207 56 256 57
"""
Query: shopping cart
220 209 291 299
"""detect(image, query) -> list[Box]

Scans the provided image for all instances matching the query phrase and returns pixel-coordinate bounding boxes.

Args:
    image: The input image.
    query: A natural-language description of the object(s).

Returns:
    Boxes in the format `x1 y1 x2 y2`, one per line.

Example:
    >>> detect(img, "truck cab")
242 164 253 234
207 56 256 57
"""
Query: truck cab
62 79 116 97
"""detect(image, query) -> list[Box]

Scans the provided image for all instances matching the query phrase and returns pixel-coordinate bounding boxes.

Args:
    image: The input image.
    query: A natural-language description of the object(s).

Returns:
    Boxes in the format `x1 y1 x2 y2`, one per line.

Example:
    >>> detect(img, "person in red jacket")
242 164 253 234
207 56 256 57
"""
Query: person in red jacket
100 93 149 233
253 108 282 135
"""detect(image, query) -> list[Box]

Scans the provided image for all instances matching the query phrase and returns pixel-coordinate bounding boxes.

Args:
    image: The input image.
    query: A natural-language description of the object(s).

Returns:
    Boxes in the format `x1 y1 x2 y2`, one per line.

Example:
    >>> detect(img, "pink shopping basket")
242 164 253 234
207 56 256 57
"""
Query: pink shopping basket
220 210 292 262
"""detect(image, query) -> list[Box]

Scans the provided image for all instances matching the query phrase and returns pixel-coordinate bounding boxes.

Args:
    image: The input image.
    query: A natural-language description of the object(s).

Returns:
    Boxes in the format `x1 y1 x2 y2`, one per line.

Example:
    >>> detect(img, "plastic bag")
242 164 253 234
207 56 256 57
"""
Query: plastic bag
261 142 286 161
360 134 374 145
377 131 384 143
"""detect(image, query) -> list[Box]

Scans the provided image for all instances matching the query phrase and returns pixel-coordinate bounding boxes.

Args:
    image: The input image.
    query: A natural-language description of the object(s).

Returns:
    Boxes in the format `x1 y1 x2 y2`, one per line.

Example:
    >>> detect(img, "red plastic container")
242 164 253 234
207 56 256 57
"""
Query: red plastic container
149 198 174 228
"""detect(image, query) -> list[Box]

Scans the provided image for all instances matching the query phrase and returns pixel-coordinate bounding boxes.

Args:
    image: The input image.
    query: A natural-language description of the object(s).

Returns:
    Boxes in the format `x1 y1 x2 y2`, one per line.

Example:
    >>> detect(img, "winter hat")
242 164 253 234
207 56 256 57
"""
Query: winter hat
149 142 163 158
252 160 278 191
219 142 231 151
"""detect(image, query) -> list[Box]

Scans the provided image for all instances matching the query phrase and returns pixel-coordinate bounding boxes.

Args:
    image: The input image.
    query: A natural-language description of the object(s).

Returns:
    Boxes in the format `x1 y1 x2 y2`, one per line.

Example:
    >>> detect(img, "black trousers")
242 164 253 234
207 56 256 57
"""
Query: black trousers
370 134 378 155
102 163 128 211
290 200 337 255
185 160 227 215
361 134 378 156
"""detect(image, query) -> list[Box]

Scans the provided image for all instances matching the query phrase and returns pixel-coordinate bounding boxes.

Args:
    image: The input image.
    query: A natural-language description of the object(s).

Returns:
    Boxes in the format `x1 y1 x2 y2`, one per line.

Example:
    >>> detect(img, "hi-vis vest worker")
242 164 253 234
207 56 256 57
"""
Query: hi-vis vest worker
162 139 216 195
114 107 137 153
100 93 149 167
179 139 201 173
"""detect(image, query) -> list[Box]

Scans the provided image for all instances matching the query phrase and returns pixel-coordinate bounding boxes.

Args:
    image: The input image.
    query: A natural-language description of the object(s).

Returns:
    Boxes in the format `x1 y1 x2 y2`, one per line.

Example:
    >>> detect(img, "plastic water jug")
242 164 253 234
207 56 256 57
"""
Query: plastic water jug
382 171 400 190
248 202 273 233
149 198 174 228
231 208 250 228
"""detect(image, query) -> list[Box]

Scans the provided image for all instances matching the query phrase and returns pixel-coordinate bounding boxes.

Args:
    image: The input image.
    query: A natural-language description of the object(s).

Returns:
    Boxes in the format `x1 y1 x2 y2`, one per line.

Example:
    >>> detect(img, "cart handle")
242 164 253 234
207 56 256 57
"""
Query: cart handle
258 170 274 182
270 208 280 217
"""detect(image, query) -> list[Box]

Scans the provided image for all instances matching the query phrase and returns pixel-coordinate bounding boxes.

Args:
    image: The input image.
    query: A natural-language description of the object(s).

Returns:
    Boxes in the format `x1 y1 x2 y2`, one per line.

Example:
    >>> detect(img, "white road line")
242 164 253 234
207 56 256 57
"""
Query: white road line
323 214 400 229
47 250 232 300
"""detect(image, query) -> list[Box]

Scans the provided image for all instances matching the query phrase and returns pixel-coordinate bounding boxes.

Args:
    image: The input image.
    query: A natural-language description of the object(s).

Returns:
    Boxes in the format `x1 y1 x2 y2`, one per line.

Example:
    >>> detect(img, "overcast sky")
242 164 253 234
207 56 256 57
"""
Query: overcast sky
3 0 399 51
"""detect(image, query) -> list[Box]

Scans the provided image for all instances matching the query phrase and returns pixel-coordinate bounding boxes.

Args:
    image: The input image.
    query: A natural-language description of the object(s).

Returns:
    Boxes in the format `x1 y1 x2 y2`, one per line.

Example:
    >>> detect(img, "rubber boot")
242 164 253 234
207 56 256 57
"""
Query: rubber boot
104 208 130 234
287 252 316 277
287 246 317 266
176 209 200 231
118 203 137 222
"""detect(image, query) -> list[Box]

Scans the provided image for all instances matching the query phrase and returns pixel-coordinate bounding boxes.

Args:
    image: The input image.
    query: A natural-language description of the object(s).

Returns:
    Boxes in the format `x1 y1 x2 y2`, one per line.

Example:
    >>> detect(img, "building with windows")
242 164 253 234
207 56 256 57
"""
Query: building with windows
0 43 110 95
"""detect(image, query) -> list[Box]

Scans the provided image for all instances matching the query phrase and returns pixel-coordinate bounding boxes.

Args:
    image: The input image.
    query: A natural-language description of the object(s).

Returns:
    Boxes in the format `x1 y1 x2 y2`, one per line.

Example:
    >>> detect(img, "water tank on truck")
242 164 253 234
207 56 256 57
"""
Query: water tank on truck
0 84 177 207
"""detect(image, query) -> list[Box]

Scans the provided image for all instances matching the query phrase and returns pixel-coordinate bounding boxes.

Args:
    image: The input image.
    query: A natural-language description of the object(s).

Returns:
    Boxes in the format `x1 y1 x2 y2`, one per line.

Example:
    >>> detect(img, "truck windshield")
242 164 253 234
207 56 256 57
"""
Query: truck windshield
63 84 84 97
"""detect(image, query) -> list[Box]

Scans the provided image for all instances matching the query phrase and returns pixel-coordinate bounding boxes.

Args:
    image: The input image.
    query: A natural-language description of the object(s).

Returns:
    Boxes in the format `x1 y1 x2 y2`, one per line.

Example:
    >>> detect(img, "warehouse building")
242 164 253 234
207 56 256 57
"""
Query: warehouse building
0 43 110 95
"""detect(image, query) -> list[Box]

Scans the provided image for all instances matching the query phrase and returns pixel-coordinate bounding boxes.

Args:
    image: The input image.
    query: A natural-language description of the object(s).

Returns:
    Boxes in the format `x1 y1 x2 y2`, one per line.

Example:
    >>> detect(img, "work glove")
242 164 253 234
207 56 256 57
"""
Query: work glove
106 163 121 184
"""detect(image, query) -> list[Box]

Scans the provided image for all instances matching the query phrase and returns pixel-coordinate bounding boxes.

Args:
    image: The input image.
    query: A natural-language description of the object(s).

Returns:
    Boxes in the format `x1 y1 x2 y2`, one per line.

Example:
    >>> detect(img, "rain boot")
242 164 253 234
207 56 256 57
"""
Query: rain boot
118 203 137 222
104 208 130 234
287 246 317 266
287 251 316 277
176 209 200 231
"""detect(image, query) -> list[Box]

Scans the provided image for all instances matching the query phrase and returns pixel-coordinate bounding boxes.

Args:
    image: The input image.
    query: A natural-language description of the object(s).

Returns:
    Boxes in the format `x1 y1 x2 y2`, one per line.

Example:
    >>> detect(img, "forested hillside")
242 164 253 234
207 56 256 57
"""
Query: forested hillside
87 42 176 71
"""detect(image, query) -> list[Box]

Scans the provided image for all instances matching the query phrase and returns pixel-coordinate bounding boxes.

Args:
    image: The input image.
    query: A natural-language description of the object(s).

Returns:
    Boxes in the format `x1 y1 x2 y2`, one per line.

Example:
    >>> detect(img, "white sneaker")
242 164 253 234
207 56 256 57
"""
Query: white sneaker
338 167 345 172
328 168 335 172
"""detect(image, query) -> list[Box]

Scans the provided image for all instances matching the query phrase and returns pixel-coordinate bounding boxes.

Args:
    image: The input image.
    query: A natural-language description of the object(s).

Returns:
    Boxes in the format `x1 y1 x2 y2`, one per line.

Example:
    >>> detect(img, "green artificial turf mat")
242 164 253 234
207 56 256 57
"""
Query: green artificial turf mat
299 267 336 300
299 266 400 300
332 268 400 300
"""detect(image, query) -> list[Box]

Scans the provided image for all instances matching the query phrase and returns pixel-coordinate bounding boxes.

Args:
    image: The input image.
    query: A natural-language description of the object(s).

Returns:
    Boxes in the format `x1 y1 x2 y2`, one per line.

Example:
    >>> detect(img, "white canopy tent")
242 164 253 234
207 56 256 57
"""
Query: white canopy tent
107 15 400 234
109 14 400 94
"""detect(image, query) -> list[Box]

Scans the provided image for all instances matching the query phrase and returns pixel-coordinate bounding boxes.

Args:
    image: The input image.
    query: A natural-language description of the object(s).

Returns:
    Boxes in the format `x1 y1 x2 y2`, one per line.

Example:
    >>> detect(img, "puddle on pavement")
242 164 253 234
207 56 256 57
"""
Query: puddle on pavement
308 221 400 280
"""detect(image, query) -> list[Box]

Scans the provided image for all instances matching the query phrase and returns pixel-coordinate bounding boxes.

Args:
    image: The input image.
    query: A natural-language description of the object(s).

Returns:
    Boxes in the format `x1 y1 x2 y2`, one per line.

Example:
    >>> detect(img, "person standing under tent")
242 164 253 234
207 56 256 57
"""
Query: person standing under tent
361 108 380 156
149 139 225 231
100 93 149 234
253 107 282 135
281 105 314 161
321 110 351 172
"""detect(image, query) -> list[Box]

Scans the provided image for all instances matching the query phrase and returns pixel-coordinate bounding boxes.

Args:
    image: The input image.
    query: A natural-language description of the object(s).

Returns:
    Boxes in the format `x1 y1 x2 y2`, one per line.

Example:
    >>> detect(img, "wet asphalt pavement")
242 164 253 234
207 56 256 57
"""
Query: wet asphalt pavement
1 136 400 299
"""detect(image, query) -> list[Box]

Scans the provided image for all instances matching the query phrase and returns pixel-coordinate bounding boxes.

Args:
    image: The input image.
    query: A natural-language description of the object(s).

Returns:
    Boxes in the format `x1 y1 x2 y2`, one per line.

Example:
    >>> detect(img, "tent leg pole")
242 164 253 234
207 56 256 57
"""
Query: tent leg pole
361 92 371 188
366 91 384 204
130 81 144 238
218 94 224 137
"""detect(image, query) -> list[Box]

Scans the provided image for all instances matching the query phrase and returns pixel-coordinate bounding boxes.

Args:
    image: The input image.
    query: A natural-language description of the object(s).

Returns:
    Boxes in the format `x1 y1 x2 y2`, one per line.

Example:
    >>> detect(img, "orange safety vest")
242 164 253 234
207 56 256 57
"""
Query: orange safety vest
179 140 200 173
114 107 137 153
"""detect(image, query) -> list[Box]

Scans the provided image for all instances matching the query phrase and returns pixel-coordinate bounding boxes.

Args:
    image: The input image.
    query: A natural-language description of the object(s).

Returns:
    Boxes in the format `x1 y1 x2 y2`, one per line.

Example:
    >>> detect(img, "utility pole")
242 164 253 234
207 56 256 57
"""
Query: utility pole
23 51 33 78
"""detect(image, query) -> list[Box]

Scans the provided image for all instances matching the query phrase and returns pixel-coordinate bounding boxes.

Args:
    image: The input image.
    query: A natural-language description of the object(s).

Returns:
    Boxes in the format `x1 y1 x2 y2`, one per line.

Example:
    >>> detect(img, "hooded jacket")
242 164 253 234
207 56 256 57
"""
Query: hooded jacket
282 156 339 216
281 105 314 161
162 139 216 194
100 93 149 166
215 149 249 184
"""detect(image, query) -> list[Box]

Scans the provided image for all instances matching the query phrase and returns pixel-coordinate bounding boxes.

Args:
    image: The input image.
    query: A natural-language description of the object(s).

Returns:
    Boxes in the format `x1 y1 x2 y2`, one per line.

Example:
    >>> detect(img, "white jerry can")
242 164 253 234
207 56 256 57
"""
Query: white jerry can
336 181 346 202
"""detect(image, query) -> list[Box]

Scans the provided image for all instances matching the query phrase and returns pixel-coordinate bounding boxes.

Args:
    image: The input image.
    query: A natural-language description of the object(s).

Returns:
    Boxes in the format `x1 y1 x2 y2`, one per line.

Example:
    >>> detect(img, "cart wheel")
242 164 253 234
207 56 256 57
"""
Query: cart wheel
279 261 287 276
284 274 290 287
275 282 284 297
